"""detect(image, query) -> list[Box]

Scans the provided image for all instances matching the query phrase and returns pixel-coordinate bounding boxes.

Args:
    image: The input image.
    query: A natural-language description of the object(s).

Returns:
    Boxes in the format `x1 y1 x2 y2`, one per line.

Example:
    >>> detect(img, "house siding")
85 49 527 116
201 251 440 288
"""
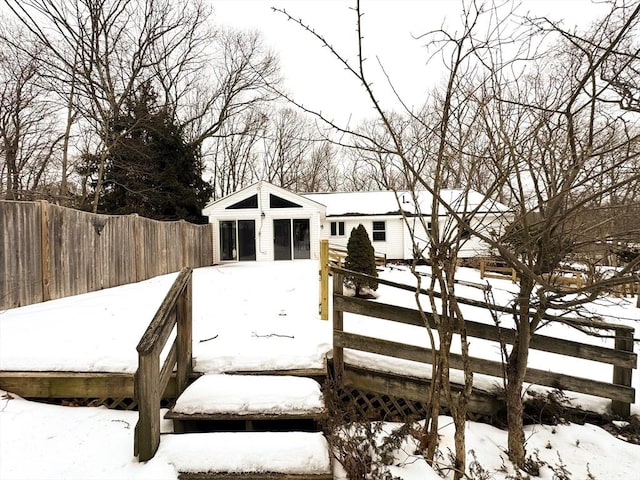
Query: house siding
324 216 406 260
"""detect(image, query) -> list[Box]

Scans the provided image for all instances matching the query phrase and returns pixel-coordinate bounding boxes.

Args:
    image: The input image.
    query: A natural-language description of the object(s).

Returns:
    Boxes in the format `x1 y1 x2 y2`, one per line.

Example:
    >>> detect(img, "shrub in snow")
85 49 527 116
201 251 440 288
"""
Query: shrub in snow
320 379 410 480
344 224 378 298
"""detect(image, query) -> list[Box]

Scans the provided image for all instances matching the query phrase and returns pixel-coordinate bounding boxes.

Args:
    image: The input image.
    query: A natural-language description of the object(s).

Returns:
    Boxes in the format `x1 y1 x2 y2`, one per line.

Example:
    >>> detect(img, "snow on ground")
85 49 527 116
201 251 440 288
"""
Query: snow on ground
0 391 177 480
1 260 639 479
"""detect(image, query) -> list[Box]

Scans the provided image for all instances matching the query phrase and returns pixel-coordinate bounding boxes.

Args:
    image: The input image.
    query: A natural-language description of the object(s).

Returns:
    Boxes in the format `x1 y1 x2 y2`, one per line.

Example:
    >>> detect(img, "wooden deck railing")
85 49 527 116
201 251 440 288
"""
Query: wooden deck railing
327 243 387 268
479 257 518 282
134 267 193 462
331 266 637 417
319 240 387 320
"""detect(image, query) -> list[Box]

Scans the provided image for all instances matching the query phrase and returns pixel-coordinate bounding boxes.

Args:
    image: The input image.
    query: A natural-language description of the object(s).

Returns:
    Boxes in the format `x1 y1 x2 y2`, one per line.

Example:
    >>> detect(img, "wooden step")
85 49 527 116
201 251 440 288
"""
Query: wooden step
157 431 332 479
165 374 325 432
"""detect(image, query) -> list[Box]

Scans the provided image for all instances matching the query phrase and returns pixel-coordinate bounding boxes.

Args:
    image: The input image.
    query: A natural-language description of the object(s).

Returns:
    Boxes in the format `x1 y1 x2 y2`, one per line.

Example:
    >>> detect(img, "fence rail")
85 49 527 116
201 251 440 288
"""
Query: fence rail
318 239 387 320
331 266 637 417
0 200 213 310
134 267 193 462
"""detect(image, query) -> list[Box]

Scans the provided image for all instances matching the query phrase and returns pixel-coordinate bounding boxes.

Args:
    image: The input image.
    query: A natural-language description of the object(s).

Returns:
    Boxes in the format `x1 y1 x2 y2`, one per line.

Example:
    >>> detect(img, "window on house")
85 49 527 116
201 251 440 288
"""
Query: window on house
330 221 345 237
270 194 302 208
372 221 386 241
226 194 258 209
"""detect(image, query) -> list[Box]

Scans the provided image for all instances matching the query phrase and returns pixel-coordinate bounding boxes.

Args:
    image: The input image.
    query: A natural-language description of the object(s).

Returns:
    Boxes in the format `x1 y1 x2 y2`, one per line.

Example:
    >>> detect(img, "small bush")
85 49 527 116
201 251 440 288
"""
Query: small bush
344 224 378 297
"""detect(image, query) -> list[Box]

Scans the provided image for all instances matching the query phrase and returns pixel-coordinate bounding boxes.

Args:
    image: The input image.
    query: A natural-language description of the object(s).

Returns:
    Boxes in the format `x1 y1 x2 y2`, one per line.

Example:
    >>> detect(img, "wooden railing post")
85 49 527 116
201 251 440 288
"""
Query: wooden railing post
176 275 193 393
134 352 160 461
319 240 329 320
332 269 344 381
612 327 634 417
134 267 193 461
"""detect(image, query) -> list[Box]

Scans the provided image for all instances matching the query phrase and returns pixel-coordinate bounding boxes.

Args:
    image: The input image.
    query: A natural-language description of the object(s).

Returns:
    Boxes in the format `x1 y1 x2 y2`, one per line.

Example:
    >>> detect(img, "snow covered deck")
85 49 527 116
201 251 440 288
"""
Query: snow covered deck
0 261 332 380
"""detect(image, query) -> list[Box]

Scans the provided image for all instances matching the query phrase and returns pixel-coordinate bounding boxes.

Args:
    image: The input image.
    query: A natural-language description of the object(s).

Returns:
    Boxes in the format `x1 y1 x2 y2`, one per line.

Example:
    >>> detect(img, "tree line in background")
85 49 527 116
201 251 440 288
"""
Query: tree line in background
0 0 400 223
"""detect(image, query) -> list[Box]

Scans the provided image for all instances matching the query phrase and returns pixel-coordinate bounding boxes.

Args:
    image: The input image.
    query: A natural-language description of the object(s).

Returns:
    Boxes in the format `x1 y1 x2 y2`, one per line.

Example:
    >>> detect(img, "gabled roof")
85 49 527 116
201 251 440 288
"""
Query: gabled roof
202 181 326 215
302 189 510 217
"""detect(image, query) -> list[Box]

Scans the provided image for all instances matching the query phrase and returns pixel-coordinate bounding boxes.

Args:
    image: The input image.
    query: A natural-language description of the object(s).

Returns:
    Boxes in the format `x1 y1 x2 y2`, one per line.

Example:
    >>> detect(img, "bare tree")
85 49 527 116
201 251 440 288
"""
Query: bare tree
297 140 342 192
467 2 640 466
208 108 265 200
0 19 63 200
2 0 279 211
261 107 312 191
273 1 521 477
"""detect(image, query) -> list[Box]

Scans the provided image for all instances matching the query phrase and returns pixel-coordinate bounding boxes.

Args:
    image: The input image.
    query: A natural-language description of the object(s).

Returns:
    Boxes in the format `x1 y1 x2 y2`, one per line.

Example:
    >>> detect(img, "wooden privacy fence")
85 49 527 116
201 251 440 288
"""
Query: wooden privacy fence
0 200 213 310
135 267 193 462
330 266 637 417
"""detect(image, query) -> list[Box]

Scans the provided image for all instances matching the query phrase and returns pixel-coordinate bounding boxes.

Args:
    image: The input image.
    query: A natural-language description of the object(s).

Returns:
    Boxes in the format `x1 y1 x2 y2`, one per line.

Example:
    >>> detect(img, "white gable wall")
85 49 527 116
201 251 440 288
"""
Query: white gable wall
202 182 325 263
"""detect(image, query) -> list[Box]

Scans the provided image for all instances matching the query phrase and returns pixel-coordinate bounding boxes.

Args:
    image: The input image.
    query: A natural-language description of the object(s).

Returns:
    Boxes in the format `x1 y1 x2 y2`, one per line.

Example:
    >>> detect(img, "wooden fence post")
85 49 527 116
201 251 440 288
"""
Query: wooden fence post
134 352 160 461
180 220 188 269
39 200 51 302
319 240 329 320
333 269 344 381
133 214 144 282
176 275 193 393
612 327 634 417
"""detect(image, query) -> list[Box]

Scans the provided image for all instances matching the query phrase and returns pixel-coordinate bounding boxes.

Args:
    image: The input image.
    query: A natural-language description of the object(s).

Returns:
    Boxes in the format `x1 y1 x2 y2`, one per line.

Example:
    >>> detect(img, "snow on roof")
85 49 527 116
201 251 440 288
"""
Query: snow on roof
302 189 510 217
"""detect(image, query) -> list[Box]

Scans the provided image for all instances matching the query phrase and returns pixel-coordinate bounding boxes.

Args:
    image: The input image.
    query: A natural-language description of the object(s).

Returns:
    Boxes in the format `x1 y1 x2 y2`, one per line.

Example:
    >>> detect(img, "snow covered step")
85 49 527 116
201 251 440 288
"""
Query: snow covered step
157 431 332 479
165 374 325 429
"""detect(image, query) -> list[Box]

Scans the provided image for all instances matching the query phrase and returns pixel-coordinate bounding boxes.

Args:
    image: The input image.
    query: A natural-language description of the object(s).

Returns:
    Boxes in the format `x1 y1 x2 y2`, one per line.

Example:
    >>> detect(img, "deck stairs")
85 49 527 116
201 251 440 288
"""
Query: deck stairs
156 373 333 480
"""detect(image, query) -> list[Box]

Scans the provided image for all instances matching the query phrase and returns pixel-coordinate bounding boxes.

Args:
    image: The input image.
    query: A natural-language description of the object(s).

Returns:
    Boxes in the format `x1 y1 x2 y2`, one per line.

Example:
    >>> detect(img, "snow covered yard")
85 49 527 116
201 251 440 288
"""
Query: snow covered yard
1 260 639 479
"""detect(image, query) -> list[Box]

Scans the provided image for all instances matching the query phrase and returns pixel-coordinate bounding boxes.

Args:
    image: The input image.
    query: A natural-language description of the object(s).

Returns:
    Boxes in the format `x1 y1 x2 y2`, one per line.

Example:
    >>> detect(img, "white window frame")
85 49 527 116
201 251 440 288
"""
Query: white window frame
330 221 345 237
372 221 386 242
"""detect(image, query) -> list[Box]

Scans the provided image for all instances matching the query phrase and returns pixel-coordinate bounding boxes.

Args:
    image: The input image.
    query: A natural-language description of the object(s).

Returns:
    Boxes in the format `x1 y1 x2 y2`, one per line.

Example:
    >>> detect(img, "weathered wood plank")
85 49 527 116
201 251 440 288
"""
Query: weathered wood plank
137 268 192 355
159 341 178 394
336 331 635 403
0 200 213 310
0 201 43 308
342 363 503 417
178 474 333 480
0 372 135 398
165 411 323 422
612 329 635 416
334 295 637 368
176 278 193 393
135 354 161 461
330 266 636 333
332 272 344 380
39 200 51 301
0 371 180 398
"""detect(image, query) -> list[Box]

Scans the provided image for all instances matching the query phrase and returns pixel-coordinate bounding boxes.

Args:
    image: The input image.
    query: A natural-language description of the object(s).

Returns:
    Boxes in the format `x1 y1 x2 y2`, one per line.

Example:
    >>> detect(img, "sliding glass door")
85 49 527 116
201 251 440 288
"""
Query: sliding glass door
219 220 256 261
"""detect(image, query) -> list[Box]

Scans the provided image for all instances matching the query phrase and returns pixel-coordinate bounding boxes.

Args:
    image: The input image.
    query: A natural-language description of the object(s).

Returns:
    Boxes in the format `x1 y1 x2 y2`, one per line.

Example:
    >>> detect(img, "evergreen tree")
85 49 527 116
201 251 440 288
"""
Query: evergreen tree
344 224 378 297
80 82 213 223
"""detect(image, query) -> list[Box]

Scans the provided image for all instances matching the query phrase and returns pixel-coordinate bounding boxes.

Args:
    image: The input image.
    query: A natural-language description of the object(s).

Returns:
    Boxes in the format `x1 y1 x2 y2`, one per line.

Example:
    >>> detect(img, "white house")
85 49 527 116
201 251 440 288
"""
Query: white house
304 189 510 260
201 181 326 263
202 181 511 263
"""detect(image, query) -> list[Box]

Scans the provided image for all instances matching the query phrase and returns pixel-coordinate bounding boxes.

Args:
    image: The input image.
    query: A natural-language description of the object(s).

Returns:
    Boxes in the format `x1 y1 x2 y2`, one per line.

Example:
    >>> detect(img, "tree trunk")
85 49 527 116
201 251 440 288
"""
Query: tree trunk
506 276 534 467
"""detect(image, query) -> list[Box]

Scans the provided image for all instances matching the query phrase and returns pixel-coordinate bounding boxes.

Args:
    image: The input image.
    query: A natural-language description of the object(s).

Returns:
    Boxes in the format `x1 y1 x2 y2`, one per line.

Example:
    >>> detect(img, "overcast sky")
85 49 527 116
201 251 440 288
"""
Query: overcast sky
212 0 609 125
